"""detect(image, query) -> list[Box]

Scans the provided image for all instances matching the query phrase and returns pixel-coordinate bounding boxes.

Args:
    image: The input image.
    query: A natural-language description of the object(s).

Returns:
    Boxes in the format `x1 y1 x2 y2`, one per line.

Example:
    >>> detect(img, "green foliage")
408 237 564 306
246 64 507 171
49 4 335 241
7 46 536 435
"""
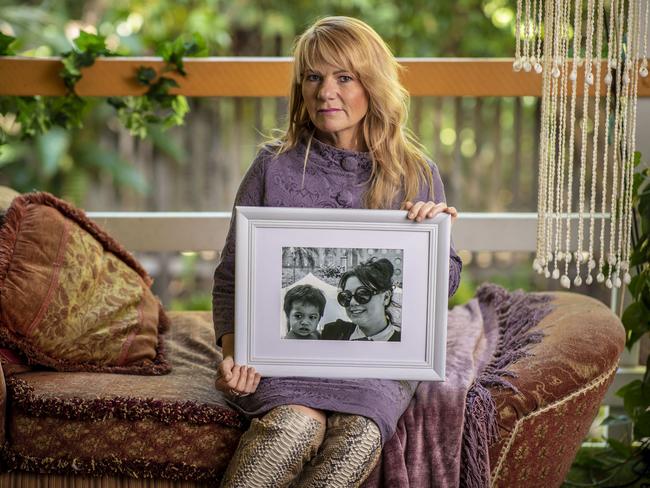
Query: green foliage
170 292 212 311
60 31 112 91
617 356 650 438
157 33 208 74
0 24 204 201
0 31 105 150
107 33 204 139
0 32 16 55
565 443 650 487
1 0 517 58
448 269 478 308
168 252 212 311
622 153 650 350
1 30 201 145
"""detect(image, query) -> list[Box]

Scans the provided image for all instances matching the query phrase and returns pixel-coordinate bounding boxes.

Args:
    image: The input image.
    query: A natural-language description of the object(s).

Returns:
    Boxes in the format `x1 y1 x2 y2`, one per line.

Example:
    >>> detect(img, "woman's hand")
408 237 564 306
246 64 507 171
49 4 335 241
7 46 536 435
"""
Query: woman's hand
401 201 458 224
215 356 261 398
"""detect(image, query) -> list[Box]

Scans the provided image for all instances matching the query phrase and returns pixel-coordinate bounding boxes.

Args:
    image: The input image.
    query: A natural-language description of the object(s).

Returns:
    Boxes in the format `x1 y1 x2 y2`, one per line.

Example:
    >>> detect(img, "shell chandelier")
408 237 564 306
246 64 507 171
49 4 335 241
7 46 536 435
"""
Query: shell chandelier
515 0 649 288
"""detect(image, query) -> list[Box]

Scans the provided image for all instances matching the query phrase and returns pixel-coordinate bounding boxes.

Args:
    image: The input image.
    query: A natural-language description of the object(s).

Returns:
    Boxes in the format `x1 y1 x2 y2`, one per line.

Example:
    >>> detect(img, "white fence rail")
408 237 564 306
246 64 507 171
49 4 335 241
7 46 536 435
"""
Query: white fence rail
88 211 555 252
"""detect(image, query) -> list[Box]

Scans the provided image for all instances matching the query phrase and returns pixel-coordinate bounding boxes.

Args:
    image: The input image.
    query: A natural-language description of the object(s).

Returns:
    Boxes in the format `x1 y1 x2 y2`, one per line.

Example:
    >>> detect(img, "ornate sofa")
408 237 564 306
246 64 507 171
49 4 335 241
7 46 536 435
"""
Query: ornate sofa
0 189 625 487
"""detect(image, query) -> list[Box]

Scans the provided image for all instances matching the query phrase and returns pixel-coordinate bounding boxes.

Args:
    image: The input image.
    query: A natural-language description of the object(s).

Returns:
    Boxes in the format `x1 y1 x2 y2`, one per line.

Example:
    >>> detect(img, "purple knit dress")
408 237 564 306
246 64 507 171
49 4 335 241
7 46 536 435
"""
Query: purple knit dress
212 137 462 445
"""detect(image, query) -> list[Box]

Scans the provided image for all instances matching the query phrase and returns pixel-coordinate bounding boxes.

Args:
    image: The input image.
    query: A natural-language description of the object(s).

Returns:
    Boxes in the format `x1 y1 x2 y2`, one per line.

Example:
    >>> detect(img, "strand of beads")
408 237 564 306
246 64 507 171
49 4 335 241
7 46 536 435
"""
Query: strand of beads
549 0 568 283
615 3 636 285
564 0 594 288
559 0 574 287
585 0 605 286
533 0 544 73
514 0 524 71
596 0 618 286
532 0 555 277
640 0 648 78
525 0 643 289
604 0 627 290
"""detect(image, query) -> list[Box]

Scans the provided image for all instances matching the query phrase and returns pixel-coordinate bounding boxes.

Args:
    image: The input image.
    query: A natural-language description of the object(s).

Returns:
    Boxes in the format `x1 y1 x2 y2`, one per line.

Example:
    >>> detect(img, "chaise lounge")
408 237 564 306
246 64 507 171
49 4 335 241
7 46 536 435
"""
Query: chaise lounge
0 188 625 487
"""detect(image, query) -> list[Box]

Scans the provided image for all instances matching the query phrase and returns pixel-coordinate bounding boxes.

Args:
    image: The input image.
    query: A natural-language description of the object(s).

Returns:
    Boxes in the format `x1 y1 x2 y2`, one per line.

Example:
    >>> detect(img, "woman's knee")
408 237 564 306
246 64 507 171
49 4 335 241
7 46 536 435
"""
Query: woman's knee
287 404 327 427
221 405 326 488
328 413 381 456
292 414 382 488
260 405 326 451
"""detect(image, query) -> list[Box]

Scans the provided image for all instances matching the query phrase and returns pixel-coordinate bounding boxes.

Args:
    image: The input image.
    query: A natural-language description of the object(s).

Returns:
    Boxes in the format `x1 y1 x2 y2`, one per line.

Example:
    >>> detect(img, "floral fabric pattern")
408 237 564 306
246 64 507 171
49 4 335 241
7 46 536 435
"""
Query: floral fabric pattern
0 192 168 373
9 415 240 471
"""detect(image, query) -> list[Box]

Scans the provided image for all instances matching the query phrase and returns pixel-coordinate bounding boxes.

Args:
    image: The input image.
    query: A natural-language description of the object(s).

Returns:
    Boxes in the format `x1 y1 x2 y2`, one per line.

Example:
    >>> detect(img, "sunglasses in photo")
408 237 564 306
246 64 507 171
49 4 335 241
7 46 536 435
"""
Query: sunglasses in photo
337 286 384 307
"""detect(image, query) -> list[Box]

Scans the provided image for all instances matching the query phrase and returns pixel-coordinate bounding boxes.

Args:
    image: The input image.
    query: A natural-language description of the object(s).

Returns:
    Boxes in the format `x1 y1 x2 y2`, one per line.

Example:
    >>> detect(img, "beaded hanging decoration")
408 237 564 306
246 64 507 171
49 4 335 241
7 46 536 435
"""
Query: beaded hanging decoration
515 0 649 289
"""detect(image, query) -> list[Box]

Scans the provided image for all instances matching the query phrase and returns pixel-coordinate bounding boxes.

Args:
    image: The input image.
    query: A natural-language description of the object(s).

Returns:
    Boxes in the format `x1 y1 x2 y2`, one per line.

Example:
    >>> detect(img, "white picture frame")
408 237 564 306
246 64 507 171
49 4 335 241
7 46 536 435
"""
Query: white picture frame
234 206 450 381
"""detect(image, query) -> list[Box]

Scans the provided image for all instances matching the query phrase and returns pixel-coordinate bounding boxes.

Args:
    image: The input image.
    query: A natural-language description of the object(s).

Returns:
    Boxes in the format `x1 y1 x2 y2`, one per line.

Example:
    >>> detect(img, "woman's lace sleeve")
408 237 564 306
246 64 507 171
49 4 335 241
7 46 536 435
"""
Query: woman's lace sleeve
428 162 463 297
212 149 270 346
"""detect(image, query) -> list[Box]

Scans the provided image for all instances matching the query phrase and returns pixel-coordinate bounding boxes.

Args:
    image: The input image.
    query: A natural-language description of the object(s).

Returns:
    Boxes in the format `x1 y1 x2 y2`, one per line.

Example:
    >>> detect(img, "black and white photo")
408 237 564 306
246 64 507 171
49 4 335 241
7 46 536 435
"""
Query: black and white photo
280 247 403 342
235 205 450 381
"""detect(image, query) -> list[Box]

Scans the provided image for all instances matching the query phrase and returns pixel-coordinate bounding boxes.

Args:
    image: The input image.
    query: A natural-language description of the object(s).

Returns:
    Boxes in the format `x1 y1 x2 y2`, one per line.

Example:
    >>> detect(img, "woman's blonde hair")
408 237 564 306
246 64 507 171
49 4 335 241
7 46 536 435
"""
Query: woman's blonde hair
274 16 433 209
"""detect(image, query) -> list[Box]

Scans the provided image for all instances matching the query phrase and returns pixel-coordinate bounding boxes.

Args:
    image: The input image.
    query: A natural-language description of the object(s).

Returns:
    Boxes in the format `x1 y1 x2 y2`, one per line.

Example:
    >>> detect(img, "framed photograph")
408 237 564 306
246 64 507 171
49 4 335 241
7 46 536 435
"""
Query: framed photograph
234 206 450 381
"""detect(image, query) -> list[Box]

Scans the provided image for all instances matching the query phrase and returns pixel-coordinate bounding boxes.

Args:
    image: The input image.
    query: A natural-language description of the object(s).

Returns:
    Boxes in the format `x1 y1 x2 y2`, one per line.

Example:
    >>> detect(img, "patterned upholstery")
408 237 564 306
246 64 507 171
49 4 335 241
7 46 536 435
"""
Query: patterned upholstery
489 292 625 487
0 192 169 374
0 292 625 487
0 312 245 482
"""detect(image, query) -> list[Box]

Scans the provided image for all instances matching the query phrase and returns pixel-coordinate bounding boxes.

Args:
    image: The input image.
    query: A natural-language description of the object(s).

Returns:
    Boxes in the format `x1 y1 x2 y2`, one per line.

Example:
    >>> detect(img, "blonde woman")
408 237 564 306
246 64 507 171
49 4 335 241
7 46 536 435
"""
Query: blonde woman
213 16 461 488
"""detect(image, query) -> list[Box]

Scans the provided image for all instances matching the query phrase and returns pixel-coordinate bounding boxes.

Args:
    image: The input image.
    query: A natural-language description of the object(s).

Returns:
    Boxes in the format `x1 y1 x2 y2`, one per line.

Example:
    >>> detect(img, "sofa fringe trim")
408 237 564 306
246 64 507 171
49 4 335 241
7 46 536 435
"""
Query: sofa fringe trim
0 198 24 299
0 446 224 482
5 376 247 429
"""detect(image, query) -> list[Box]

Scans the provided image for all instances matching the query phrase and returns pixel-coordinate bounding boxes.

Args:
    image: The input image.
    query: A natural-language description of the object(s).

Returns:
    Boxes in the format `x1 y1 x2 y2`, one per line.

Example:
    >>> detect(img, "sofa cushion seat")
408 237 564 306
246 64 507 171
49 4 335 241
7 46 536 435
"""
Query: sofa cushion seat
1 311 246 482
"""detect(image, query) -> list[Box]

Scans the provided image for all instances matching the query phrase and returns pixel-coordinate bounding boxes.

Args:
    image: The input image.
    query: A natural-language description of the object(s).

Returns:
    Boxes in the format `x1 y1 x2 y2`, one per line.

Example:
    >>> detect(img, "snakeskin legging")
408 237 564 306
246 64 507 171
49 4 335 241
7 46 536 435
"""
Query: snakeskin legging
220 405 382 488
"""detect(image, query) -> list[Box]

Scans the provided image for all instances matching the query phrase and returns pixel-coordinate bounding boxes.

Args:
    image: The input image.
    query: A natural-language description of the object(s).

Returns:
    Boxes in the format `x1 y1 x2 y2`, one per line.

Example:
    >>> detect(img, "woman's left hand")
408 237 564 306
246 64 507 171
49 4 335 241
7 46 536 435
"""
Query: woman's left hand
401 201 458 224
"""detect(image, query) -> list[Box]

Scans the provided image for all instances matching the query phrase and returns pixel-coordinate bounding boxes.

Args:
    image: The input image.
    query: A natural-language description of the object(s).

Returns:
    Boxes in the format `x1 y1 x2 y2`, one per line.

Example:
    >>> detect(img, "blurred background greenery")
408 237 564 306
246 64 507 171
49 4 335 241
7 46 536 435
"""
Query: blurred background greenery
0 0 614 310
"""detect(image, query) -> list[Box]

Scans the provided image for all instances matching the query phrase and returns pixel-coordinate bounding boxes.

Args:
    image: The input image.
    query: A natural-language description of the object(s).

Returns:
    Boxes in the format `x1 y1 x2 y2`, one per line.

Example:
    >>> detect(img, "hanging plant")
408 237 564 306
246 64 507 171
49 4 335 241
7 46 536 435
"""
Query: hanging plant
0 31 111 146
0 31 206 146
108 33 206 139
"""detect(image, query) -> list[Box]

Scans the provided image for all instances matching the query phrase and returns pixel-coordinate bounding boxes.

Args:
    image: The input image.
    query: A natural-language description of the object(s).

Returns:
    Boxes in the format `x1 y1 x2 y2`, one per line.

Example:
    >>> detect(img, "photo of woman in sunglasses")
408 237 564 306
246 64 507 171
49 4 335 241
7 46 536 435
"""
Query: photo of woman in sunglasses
321 257 401 342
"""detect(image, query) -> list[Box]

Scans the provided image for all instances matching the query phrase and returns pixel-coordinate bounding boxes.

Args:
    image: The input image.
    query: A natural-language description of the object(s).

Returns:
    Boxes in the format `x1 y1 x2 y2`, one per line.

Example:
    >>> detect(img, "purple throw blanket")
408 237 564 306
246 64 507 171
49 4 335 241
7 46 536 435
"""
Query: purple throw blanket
362 284 553 488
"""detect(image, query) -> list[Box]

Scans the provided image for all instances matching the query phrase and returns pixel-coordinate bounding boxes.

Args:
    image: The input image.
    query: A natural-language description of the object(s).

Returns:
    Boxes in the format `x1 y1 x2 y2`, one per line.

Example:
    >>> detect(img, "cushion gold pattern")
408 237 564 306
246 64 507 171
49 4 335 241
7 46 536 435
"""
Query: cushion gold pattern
0 192 170 374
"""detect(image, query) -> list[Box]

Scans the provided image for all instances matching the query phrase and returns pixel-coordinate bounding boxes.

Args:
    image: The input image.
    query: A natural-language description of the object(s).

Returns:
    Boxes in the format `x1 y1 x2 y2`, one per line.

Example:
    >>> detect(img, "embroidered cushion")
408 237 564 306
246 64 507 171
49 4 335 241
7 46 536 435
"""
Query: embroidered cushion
0 192 169 374
0 186 31 375
488 292 625 486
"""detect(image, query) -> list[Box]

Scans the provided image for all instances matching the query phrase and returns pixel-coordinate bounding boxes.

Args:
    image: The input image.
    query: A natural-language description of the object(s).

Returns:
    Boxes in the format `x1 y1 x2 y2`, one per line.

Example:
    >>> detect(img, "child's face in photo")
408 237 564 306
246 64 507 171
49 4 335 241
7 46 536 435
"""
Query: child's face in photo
288 301 321 337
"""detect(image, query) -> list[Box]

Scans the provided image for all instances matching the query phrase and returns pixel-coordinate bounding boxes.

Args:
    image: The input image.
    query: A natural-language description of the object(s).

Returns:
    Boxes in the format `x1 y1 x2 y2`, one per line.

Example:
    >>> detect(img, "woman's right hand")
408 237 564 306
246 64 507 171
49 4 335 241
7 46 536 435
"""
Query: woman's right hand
402 200 458 224
215 356 261 397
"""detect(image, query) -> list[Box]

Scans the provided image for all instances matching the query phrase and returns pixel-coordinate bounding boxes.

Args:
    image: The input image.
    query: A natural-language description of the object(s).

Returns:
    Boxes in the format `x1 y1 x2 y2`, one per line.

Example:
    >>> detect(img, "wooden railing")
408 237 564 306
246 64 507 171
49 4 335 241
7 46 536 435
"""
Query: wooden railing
1 57 650 97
